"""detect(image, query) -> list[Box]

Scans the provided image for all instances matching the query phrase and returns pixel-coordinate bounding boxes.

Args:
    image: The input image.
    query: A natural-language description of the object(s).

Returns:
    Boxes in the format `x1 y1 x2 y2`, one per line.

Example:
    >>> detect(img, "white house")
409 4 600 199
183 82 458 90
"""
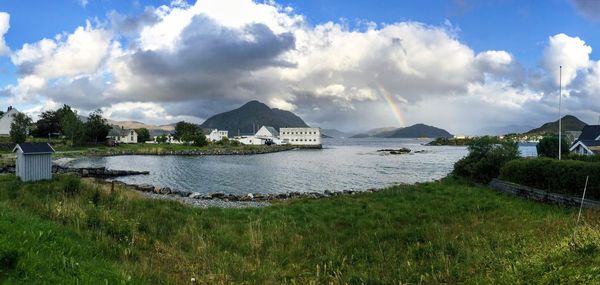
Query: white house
280 127 322 146
235 136 267 145
255 126 279 139
13 143 55 182
0 106 19 136
154 134 184 144
570 125 600 155
207 129 229 142
107 126 138 144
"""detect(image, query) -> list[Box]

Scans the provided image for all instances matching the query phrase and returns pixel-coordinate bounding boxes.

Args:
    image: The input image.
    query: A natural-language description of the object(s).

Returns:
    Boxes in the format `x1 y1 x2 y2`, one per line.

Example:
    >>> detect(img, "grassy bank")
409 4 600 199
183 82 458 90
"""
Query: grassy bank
1 175 600 284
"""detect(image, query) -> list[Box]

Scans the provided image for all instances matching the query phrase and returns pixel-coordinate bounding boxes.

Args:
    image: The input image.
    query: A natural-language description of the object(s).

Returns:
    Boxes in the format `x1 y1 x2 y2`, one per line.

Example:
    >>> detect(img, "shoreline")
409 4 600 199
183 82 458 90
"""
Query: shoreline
96 178 388 208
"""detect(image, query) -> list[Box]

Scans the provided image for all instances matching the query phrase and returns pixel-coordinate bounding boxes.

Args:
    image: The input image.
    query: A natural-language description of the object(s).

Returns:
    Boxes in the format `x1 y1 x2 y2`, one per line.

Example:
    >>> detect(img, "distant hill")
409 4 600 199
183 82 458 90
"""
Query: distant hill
200 100 309 135
477 124 535 136
321 129 352 138
350 127 397 138
352 124 452 139
106 119 175 131
525 115 587 135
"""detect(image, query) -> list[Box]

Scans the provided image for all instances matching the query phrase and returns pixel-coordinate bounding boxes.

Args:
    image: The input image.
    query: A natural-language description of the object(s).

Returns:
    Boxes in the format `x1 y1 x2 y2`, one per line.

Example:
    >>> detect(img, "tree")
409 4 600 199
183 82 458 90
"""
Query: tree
135 128 151 142
536 136 569 158
192 132 207 147
453 136 520 183
10 113 32 144
156 134 168 143
32 109 60 138
84 109 111 144
174 121 205 143
61 110 84 146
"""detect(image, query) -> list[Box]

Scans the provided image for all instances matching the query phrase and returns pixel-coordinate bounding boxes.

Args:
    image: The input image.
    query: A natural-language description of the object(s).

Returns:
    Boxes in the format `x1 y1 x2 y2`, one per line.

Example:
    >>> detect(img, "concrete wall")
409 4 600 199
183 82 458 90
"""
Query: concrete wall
489 179 600 208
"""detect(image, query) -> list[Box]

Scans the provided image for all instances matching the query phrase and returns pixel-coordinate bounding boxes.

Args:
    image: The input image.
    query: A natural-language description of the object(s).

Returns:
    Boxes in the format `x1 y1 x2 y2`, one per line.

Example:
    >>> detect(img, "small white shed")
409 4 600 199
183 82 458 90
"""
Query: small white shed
13 143 55 182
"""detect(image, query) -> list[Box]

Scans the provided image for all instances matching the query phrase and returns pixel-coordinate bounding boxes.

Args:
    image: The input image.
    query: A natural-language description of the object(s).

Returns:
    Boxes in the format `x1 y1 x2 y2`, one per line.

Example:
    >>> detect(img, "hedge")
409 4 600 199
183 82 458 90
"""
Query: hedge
499 158 600 200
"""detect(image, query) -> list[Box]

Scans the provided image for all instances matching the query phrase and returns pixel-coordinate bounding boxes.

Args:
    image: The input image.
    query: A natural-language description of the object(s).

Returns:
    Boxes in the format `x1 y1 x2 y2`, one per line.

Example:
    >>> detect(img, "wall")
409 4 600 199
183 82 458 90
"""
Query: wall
16 153 52 182
280 128 321 146
489 179 600 209
0 109 18 136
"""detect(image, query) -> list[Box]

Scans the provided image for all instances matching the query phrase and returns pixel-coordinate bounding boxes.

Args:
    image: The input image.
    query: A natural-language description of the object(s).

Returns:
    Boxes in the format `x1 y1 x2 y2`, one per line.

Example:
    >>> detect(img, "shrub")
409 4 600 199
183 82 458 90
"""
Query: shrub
536 136 569 158
499 158 600 199
0 247 19 273
453 136 519 183
60 176 82 195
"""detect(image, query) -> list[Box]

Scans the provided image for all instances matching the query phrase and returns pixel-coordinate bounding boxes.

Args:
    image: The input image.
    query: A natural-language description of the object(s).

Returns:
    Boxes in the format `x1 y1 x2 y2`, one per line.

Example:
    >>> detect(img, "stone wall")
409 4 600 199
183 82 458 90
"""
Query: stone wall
489 179 600 209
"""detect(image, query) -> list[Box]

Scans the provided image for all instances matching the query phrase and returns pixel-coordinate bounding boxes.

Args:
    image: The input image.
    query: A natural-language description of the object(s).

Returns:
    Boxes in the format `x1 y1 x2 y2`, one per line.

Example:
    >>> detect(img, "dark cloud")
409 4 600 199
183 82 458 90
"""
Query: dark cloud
571 0 600 20
109 7 160 37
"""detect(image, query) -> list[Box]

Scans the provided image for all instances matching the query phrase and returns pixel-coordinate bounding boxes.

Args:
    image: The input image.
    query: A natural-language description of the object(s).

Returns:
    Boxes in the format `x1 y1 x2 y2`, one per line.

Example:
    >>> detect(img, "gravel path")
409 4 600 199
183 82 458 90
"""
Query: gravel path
141 192 271 208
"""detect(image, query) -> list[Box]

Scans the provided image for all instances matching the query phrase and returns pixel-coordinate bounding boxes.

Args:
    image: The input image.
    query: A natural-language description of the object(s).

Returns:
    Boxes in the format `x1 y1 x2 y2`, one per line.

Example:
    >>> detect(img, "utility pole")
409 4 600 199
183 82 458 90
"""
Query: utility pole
559 65 562 161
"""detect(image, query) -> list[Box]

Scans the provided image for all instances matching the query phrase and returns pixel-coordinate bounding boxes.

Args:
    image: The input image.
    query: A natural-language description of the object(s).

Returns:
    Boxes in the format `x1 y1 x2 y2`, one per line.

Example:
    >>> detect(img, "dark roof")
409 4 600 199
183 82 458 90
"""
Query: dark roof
13 143 55 154
578 125 600 140
578 140 600 147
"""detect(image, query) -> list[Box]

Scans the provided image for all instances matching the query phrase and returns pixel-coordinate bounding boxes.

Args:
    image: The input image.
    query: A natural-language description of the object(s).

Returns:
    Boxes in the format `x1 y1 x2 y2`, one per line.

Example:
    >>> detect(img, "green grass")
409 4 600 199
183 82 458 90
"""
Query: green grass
1 175 600 284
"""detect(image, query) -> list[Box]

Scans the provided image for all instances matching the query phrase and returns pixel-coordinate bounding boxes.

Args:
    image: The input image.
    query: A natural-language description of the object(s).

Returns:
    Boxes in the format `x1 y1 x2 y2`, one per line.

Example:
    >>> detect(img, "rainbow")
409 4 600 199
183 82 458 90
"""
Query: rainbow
377 85 406 127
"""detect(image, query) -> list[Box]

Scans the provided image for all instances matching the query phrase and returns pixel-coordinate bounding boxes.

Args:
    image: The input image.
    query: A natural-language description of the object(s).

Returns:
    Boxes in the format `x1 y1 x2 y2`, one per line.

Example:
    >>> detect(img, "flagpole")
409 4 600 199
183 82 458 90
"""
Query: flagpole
559 65 562 161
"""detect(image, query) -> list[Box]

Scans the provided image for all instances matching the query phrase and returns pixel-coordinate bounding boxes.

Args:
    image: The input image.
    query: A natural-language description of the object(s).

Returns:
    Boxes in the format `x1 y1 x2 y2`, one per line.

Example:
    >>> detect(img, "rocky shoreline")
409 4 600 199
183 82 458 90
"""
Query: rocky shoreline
99 179 385 208
85 145 302 157
0 165 149 178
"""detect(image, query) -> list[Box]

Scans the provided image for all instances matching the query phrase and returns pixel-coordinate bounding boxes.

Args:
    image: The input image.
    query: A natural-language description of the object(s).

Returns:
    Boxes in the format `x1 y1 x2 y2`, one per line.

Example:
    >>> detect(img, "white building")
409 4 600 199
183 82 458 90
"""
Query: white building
235 136 267 145
255 126 279 139
154 134 184 144
207 129 229 142
0 106 19 136
280 127 322 146
107 126 138 144
569 125 600 155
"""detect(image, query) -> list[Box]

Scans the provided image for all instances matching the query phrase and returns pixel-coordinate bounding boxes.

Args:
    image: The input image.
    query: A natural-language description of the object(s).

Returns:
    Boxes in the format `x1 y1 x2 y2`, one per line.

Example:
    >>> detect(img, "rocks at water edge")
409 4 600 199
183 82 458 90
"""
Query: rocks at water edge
377 148 412 154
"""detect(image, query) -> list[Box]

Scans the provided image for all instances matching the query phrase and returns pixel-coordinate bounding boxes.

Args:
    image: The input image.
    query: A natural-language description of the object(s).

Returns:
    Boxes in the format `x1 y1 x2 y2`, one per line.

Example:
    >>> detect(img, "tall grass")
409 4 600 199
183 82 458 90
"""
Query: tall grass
1 175 599 283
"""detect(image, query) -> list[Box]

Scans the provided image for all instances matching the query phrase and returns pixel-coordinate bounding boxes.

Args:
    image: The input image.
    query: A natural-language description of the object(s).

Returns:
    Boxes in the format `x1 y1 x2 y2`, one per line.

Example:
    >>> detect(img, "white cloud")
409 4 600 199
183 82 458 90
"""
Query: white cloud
0 12 10 55
3 0 600 132
542 33 591 86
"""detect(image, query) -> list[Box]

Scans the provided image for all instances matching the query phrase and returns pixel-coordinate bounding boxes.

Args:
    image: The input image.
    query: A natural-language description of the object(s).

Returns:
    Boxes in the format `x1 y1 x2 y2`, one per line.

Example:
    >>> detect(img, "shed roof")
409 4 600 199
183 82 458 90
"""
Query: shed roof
13 143 55 154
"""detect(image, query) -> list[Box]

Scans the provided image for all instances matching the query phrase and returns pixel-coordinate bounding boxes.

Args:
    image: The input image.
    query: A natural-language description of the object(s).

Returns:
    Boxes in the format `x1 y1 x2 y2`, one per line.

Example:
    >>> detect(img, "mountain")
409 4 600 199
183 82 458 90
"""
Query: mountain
350 127 397 138
106 119 175 131
525 115 588 135
352 124 452 139
200 100 309 135
476 124 535 136
321 129 352 138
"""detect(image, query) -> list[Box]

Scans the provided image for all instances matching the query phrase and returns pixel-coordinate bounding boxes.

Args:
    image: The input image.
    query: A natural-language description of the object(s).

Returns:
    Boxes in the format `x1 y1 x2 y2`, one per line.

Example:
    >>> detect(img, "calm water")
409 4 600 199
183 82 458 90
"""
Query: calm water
69 138 471 194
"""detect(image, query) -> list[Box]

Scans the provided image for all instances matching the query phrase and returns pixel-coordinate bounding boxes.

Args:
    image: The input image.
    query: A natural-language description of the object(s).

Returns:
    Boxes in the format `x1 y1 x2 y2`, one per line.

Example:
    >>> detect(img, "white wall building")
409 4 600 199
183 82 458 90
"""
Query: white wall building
280 127 322 146
107 126 138 144
207 129 229 142
0 106 19 136
13 143 55 182
255 126 279 139
235 136 266 145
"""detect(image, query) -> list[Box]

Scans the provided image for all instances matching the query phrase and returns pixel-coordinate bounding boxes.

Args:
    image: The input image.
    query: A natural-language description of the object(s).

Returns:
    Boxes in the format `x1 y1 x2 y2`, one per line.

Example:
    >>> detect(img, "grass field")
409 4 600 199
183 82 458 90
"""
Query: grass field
1 175 600 284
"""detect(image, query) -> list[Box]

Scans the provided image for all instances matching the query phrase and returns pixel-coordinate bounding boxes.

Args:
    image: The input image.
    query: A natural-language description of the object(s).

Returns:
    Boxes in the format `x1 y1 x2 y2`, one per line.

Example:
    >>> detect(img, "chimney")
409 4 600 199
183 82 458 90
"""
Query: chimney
7 106 12 112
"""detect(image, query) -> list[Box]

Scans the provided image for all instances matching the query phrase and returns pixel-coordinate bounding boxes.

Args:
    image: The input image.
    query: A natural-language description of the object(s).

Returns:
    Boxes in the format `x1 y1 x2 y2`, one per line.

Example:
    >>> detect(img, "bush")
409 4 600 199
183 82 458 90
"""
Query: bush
453 136 519 183
536 136 569 158
499 158 600 199
60 176 82 195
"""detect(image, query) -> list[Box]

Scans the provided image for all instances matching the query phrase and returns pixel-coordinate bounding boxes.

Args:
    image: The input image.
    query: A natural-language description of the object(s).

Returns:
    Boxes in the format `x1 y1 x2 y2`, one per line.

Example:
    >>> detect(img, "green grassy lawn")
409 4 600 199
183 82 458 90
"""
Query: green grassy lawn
1 175 600 284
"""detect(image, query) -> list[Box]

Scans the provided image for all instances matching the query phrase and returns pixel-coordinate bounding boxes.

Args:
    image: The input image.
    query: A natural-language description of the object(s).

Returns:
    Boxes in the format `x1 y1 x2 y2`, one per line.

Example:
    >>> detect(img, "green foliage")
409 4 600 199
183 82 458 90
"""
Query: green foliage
536 136 569 158
84 109 111 144
9 112 32 144
2 175 597 283
567 153 600 163
60 108 84 146
500 158 600 199
60 175 82 195
134 128 150 142
155 134 168 143
174 121 206 145
453 136 520 183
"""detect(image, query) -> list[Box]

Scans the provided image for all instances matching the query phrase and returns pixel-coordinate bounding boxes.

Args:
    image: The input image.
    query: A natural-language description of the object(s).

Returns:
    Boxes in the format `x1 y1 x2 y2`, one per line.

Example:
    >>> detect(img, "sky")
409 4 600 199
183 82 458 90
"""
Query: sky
1 0 600 134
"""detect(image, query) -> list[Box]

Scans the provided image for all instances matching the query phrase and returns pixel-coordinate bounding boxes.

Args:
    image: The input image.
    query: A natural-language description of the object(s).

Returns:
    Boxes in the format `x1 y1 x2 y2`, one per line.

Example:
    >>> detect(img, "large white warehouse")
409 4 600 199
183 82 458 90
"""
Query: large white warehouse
280 128 321 146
